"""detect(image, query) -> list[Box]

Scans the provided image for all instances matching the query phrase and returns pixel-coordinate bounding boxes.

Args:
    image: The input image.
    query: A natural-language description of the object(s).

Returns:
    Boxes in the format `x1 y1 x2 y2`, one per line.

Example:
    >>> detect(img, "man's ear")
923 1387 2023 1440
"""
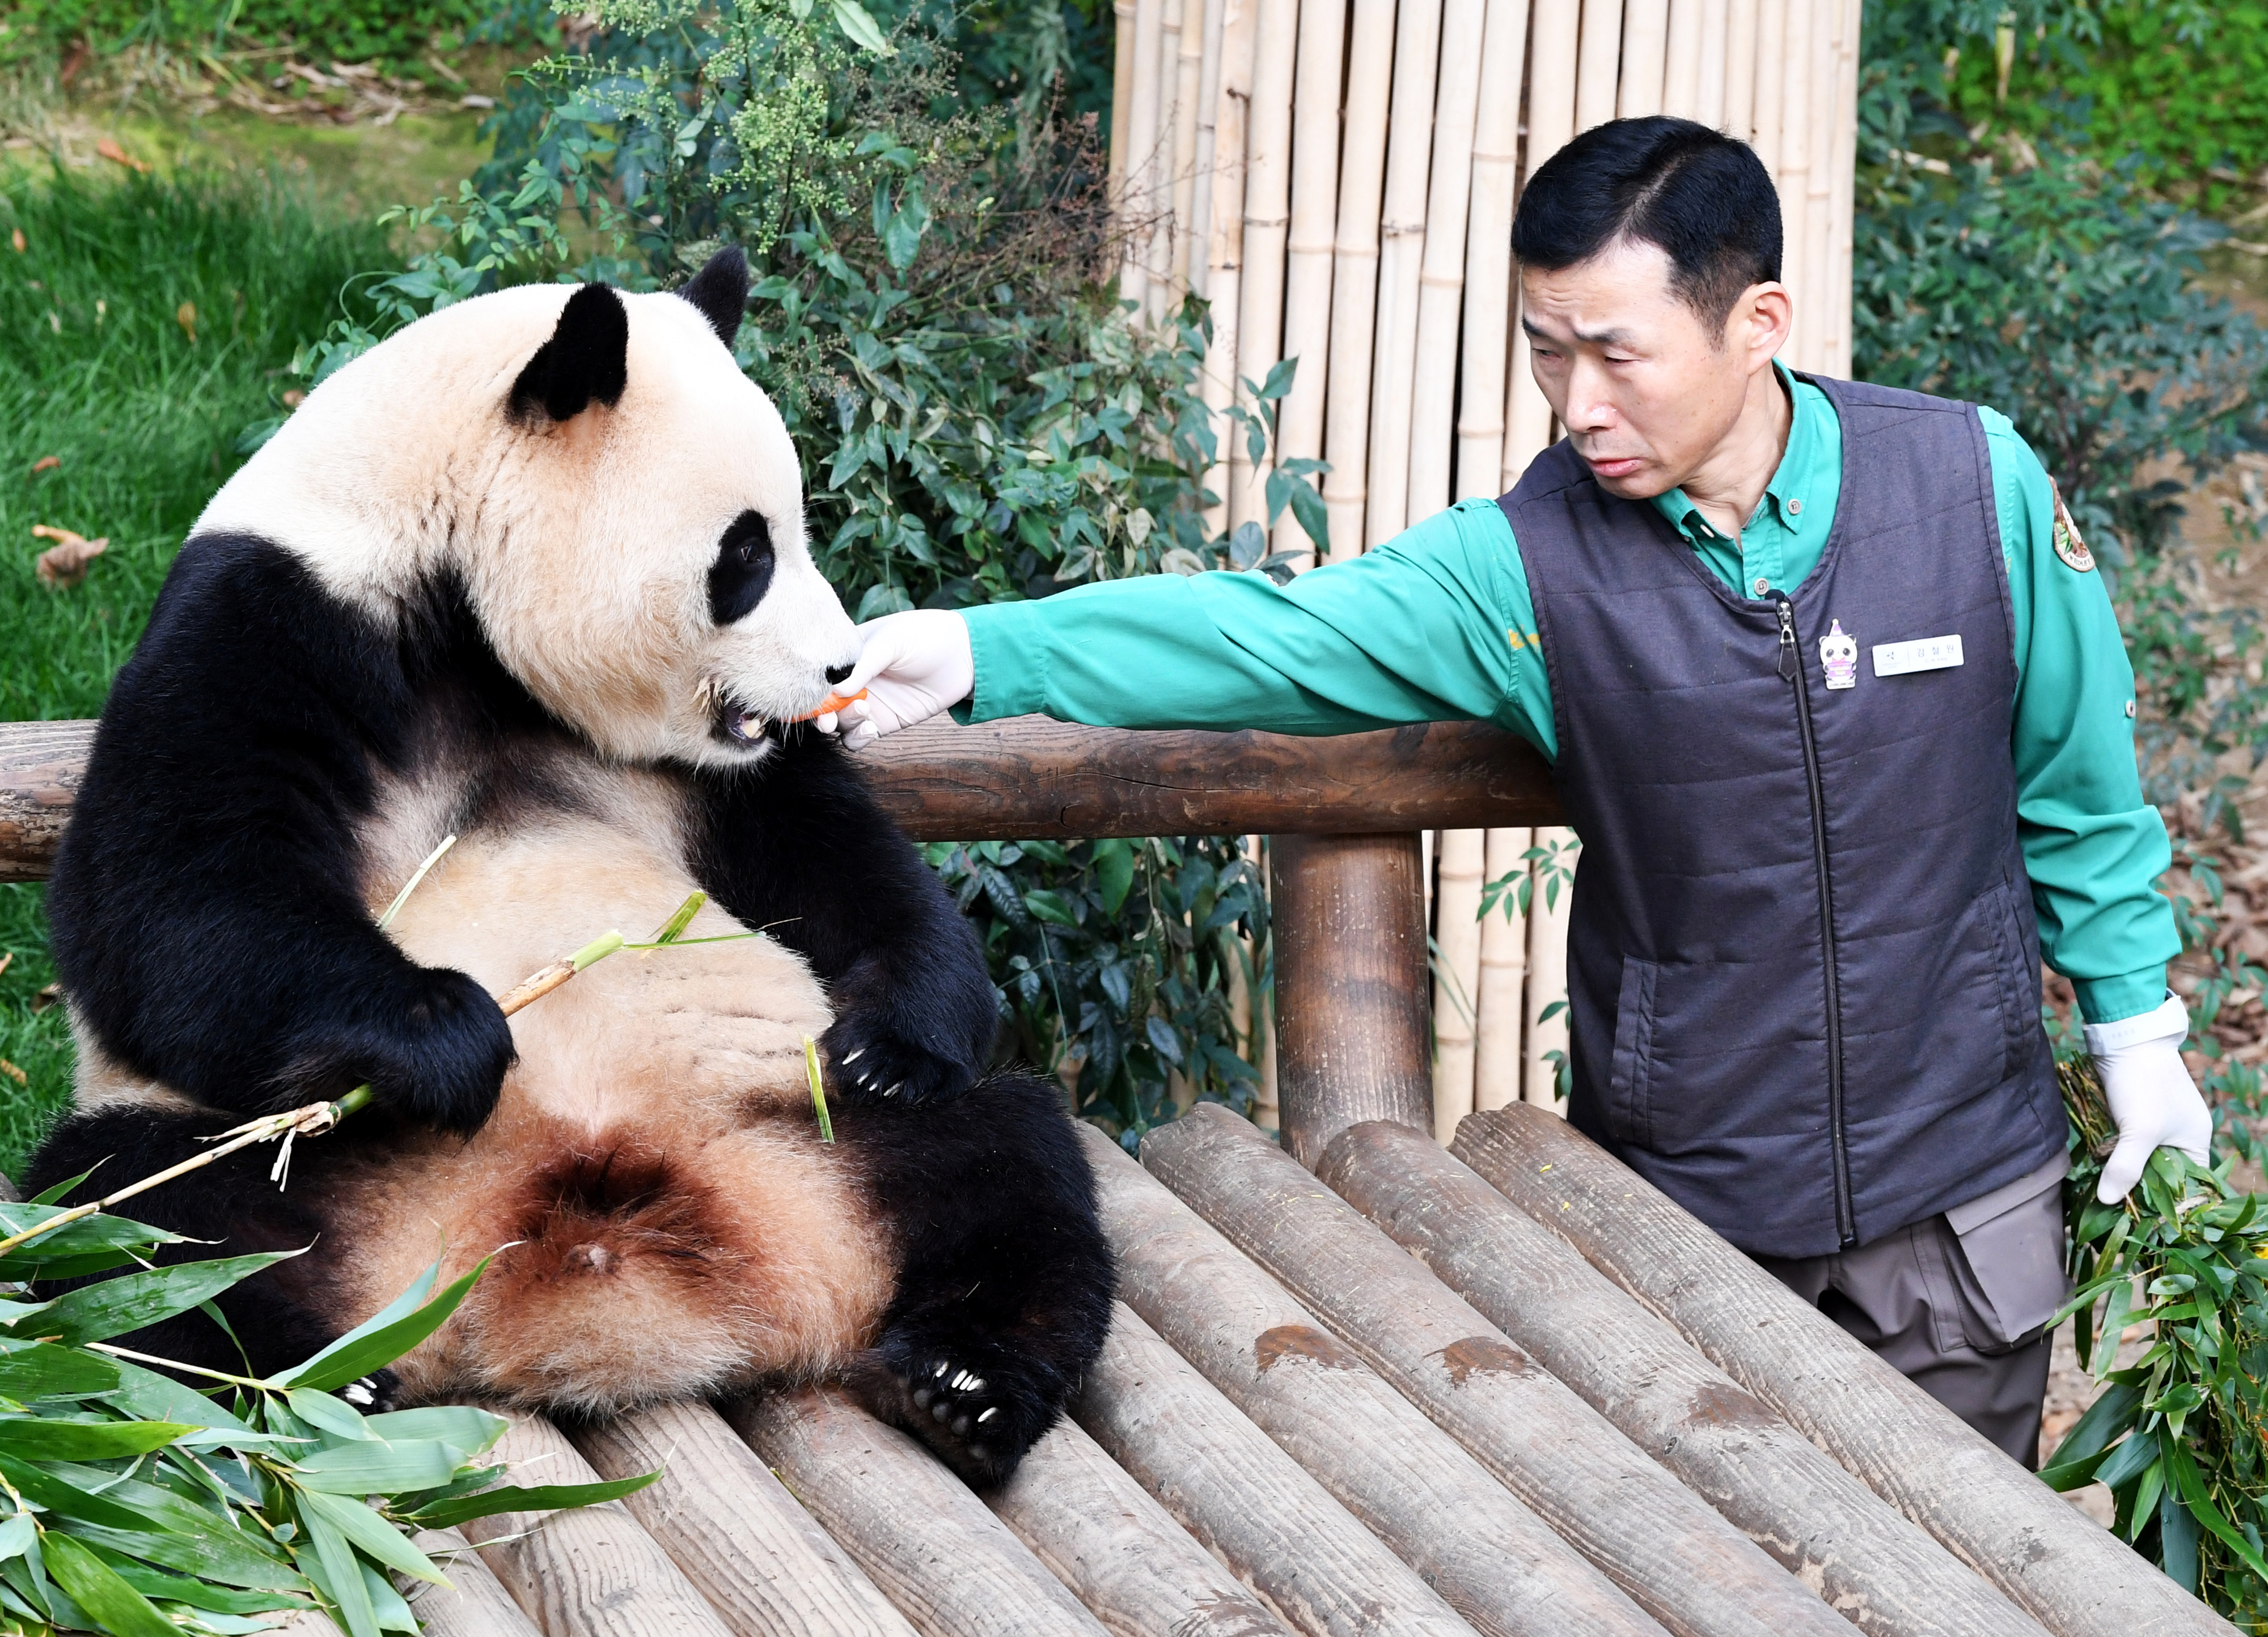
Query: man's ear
509 283 630 424
1733 281 1795 369
678 245 750 347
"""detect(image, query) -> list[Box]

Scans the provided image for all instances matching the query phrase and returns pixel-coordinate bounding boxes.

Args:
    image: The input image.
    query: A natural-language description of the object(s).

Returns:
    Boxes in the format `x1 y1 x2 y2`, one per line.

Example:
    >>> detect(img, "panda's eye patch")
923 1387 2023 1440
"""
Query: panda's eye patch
709 510 776 625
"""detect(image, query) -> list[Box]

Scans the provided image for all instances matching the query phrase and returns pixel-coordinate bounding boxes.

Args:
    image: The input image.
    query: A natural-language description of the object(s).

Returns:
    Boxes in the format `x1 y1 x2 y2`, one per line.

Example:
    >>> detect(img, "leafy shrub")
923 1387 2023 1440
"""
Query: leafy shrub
0 0 501 70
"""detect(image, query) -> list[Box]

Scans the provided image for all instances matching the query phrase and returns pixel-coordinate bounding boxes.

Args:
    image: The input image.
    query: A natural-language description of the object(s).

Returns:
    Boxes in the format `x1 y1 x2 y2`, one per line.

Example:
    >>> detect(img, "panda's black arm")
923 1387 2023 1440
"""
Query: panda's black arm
45 536 514 1134
691 734 998 1106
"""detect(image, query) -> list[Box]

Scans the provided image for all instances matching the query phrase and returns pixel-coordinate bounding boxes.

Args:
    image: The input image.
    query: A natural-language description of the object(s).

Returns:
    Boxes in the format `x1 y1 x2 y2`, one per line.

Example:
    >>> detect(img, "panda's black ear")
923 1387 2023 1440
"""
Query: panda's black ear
678 246 749 347
509 283 629 425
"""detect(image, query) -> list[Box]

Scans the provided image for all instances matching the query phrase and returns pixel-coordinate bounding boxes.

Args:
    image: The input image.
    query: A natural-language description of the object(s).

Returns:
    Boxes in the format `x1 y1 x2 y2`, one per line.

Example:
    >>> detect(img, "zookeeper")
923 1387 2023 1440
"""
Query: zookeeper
826 115 2212 1466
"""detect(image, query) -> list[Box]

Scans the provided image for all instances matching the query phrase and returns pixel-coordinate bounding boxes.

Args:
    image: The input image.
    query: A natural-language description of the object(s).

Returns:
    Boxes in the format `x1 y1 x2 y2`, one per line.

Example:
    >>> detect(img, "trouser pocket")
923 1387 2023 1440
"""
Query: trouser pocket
1935 1174 2070 1355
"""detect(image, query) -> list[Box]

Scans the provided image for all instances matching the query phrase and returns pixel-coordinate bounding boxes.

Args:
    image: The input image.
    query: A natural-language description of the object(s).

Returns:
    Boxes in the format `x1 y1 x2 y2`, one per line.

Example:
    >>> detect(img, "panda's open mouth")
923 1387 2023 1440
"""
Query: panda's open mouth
708 689 777 749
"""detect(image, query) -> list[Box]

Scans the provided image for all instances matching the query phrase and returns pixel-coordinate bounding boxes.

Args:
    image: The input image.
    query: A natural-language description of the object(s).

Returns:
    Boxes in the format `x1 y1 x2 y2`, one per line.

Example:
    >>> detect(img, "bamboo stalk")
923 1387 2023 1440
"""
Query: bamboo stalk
1229 0 1298 532
1169 0 1207 299
1799 0 1837 371
1572 0 1620 133
1403 0 1488 525
1307 0 1384 564
1450 0 1531 501
1186 0 1229 304
1200 0 1257 536
1275 0 1351 566
1661 0 1706 119
1361 0 1447 547
1471 825 1529 1110
1617 0 1670 118
1123 0 1167 312
1746 0 1783 171
1110 0 1139 201
1722 0 1759 143
1154 0 1190 320
1695 0 1729 128
1521 826 1575 1110
1500 0 1579 495
1431 828 1484 1142
1775 0 1812 365
1825 0 1860 376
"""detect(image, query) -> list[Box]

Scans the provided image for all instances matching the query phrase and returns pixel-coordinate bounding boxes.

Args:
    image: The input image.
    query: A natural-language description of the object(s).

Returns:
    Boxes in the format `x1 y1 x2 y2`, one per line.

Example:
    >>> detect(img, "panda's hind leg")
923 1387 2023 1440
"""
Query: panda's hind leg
840 1072 1114 1486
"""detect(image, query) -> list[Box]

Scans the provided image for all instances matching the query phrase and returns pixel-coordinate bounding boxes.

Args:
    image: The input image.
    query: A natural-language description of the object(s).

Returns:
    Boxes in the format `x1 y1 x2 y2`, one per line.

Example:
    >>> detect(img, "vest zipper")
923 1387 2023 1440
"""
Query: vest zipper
1774 595 1857 1248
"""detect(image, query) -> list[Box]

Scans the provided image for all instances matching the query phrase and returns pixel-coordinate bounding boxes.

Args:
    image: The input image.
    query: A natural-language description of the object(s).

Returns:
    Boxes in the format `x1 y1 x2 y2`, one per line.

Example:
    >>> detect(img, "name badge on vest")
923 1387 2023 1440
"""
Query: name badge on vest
1872 634 1965 678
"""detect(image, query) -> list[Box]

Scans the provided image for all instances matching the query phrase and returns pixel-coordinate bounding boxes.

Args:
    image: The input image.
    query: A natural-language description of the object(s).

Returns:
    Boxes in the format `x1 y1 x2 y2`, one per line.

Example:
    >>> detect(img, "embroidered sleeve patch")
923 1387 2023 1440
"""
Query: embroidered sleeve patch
2050 478 2095 572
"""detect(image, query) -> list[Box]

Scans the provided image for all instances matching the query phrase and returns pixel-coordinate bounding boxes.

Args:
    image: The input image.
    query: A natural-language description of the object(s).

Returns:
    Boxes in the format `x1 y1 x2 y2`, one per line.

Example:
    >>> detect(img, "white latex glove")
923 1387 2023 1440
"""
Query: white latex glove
2085 992 2214 1203
821 609 975 750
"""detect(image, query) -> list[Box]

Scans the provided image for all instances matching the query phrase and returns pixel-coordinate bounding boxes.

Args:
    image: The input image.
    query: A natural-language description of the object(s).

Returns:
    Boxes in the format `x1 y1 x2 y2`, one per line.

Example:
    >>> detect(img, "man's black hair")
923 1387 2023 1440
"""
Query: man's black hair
1512 116 1781 334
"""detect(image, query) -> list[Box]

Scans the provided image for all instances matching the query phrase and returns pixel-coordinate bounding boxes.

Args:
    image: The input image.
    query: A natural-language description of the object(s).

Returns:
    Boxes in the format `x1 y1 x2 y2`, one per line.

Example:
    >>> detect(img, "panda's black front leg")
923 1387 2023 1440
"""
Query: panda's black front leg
691 735 998 1106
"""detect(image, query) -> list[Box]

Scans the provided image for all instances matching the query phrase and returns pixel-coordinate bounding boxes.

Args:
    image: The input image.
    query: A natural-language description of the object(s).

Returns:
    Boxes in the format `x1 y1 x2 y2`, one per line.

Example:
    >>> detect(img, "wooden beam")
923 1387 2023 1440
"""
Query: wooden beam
568 1399 916 1637
1143 1106 1867 1637
725 1386 1114 1637
406 1529 547 1637
1448 1106 2234 1637
0 716 1558 881
1317 1118 2050 1637
1080 1126 1666 1637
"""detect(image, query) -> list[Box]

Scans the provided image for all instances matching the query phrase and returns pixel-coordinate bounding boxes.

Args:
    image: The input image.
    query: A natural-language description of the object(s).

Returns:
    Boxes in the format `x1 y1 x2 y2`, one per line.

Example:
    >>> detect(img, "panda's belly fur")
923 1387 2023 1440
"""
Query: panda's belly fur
111 762 894 1414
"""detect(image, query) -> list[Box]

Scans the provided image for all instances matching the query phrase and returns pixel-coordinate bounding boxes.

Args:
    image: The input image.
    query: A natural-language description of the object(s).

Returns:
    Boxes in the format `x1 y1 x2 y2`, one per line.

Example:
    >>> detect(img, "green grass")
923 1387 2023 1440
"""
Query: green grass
0 166 391 1177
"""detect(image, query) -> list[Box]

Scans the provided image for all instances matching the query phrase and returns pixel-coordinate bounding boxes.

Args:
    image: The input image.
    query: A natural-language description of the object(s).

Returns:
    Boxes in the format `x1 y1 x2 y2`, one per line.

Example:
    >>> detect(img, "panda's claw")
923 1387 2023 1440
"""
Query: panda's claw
849 1325 1065 1489
333 1369 403 1414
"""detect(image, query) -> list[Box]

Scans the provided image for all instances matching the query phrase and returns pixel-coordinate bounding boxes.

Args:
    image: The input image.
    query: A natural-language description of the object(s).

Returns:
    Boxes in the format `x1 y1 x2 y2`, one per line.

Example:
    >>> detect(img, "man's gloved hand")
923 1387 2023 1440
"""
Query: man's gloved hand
2085 992 2213 1203
819 610 975 750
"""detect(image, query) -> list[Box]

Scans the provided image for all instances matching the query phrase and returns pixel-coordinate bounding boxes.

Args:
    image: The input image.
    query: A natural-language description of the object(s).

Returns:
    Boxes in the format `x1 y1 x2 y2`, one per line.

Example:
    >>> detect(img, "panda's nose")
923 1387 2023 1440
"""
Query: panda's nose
824 663 853 685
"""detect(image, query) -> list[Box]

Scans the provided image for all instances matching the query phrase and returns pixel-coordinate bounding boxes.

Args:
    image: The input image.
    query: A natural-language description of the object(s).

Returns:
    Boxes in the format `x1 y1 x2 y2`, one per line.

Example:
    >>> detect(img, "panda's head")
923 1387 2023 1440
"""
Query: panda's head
200 247 857 770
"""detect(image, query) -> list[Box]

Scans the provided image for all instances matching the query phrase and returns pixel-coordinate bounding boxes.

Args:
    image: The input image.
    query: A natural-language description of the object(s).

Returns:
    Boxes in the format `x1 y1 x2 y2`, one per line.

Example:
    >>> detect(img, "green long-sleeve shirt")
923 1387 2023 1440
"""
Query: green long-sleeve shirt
959 370 2179 1025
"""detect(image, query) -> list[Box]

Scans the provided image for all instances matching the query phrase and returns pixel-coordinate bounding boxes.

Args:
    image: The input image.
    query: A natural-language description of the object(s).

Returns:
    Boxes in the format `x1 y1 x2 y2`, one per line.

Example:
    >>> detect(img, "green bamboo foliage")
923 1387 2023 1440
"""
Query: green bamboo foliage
2049 1058 2268 1628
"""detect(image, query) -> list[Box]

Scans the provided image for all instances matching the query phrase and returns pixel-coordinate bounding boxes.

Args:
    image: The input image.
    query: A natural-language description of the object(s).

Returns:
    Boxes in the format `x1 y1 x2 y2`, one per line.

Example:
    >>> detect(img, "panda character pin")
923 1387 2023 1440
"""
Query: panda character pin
25 250 1112 1486
1820 619 1859 690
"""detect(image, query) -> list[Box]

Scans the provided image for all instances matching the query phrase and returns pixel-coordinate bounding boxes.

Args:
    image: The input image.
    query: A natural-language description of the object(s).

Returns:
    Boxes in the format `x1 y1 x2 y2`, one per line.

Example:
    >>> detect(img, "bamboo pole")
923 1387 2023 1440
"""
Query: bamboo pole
460 1415 736 1637
1230 0 1298 532
727 1389 1114 1637
1082 1126 1666 1637
1200 0 1257 537
1774 0 1812 365
1122 0 1167 312
405 1529 543 1637
1169 0 1208 298
1187 0 1230 305
1448 1105 2239 1637
1661 0 1705 120
1311 0 1390 563
1148 1106 1924 1637
569 1400 916 1637
1403 0 1488 524
1499 0 1578 495
1826 0 1860 376
1572 0 1621 133
1361 0 1447 546
1110 0 1137 200
1745 0 1783 172
1154 0 1191 320
1471 825 1529 1110
1799 0 1837 372
1520 828 1575 1110
1274 0 1351 566
1323 1119 2059 1637
986 1418 1300 1637
1617 0 1670 118
1431 827 1485 1140
1450 0 1531 501
1694 0 1728 128
1721 0 1759 144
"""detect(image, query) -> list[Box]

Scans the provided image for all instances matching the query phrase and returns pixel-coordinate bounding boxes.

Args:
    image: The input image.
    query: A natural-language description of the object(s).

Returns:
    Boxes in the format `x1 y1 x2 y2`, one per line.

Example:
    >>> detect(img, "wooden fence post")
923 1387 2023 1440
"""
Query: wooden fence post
1266 832 1432 1167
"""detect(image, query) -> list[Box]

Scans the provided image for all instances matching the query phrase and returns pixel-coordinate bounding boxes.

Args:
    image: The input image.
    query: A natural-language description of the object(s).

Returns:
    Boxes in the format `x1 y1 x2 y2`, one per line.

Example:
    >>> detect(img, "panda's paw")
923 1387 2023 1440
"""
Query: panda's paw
849 1326 1063 1487
367 966 514 1136
335 1369 403 1415
820 1015 976 1108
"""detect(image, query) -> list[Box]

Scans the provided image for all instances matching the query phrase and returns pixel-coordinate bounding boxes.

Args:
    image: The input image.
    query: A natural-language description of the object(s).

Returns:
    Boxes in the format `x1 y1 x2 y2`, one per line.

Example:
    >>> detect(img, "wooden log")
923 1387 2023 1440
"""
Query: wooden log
726 1386 1112 1637
1471 825 1529 1111
0 716 1562 880
1079 1301 1483 1637
1432 826 1486 1139
1275 0 1349 566
1267 832 1433 1167
568 1399 915 1637
1082 1126 1666 1637
407 1529 548 1637
1313 0 1391 562
1450 0 1531 501
1321 1118 2055 1637
1145 1105 1866 1637
457 1414 736 1637
986 1414 1298 1637
1448 1105 2237 1637
1229 0 1298 532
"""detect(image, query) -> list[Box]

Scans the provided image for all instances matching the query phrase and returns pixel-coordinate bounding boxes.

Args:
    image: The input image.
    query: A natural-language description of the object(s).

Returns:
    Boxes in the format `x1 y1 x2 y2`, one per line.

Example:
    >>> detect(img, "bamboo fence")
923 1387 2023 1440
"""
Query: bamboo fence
1116 0 1863 1136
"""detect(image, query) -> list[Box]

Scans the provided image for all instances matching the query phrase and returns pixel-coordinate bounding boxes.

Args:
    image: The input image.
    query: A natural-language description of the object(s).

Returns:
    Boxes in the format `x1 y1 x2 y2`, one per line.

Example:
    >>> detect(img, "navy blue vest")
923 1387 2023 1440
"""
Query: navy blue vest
1504 374 2065 1259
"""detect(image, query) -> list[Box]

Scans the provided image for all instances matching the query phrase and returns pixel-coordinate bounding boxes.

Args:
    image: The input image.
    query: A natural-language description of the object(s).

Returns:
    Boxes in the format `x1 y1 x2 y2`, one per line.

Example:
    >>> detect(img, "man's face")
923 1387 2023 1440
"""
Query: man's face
1521 238 1785 500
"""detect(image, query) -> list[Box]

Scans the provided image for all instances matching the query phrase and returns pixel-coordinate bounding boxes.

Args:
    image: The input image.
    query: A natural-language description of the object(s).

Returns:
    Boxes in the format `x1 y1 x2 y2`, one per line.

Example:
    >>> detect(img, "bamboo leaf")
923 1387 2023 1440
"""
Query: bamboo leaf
277 1256 492 1394
0 1453 159 1532
0 1418 193 1461
96 1356 252 1432
297 1502 380 1637
23 1251 297 1346
272 1258 442 1389
2162 1433 2268 1584
0 1342 117 1402
292 1437 464 1494
408 1470 658 1529
37 1532 177 1637
286 1388 373 1444
296 1489 446 1585
363 1406 506 1456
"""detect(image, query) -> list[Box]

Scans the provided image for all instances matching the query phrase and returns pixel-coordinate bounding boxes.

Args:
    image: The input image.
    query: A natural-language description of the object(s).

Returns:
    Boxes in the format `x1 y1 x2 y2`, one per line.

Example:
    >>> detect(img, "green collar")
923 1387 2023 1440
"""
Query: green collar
1651 362 1819 546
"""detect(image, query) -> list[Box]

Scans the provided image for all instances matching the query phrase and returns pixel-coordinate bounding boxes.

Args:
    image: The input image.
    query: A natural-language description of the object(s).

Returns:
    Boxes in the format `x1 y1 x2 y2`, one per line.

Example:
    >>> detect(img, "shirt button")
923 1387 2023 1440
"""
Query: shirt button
2126 700 2136 718
1787 497 1804 515
1753 577 1770 595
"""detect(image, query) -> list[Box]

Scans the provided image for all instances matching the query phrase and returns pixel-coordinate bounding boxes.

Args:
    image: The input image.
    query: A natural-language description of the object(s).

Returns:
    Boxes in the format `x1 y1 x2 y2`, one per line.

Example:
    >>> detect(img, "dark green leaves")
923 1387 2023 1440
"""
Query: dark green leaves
407 1470 659 1530
16 1250 299 1346
276 1253 490 1393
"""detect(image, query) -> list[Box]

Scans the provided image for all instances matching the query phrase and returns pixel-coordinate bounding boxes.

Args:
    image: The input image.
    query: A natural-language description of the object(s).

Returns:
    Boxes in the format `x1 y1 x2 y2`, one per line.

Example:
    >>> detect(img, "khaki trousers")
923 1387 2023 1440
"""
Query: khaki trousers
1749 1159 2070 1469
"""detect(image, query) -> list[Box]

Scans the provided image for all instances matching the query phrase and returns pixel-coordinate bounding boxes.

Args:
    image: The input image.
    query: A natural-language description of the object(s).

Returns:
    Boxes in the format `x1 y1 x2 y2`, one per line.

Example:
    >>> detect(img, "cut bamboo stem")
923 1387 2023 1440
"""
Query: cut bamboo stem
1471 825 1529 1111
1431 828 1484 1140
1322 1118 2057 1637
1274 0 1351 566
570 1399 916 1637
1187 0 1230 304
1123 0 1167 313
1661 0 1706 120
986 1416 1300 1637
1361 0 1447 546
1451 0 1531 501
1200 0 1258 536
1723 0 1759 145
1169 0 1207 299
1147 1106 1888 1637
1520 826 1574 1110
727 1387 1113 1637
1448 1105 2235 1637
1572 0 1621 133
1230 0 1298 532
1403 0 1488 524
1617 0 1669 118
1309 0 1385 563
1077 1301 1481 1637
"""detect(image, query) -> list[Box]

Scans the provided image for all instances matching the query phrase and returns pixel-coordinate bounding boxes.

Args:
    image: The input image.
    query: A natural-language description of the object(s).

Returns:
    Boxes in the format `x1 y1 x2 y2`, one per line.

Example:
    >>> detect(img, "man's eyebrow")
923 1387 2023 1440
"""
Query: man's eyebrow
1520 315 1636 347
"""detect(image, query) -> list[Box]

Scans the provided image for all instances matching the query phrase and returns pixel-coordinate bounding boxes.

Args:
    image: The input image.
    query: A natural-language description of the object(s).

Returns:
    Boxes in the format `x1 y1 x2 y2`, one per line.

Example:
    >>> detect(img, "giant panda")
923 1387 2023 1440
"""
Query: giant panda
23 247 1115 1485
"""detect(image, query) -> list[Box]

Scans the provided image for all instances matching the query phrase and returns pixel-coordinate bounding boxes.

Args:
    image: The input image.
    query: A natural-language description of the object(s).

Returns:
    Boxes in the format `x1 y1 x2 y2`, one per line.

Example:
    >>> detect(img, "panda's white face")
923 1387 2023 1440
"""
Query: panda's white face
194 261 859 770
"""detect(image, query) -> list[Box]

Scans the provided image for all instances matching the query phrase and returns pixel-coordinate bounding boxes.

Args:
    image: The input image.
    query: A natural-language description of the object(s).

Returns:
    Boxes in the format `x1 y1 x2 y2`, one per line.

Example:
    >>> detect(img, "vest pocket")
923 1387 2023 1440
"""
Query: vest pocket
1607 957 1660 1147
1984 883 2036 1083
